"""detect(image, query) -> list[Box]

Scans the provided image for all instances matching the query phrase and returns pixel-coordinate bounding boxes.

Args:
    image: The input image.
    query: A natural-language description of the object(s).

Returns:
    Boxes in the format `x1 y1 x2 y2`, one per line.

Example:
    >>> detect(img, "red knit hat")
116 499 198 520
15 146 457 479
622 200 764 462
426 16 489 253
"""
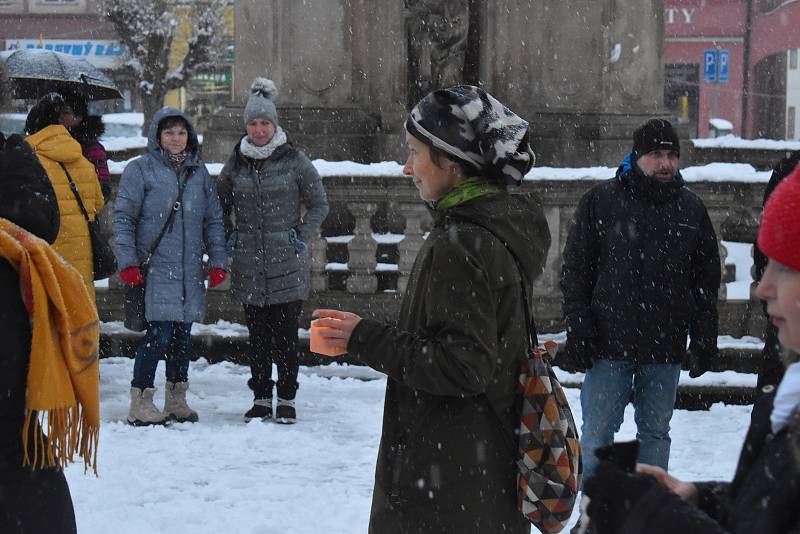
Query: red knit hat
758 163 800 271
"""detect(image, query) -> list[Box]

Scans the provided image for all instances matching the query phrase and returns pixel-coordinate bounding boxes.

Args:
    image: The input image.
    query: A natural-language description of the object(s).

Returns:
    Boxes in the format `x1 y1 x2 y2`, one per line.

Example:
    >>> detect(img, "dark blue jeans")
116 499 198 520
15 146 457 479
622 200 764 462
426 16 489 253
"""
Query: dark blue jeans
579 359 681 482
131 321 192 389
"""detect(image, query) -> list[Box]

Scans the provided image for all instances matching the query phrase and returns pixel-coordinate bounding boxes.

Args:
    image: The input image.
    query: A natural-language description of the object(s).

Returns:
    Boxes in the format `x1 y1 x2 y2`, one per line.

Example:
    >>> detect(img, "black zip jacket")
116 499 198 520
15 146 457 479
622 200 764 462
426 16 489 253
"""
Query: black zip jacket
561 159 720 364
612 390 800 534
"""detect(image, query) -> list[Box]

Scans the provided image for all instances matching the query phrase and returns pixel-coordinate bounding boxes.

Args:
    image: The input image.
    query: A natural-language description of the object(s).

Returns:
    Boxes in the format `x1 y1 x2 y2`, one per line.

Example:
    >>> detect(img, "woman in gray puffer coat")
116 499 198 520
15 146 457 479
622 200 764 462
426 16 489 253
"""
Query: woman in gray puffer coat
114 108 227 426
217 79 329 424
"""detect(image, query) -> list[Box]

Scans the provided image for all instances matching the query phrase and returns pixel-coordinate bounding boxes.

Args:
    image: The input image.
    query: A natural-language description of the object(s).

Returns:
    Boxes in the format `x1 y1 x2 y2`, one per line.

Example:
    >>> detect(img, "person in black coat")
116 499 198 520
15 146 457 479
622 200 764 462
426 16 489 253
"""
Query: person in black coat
581 163 800 534
312 86 551 533
753 150 800 389
0 133 77 533
561 119 721 482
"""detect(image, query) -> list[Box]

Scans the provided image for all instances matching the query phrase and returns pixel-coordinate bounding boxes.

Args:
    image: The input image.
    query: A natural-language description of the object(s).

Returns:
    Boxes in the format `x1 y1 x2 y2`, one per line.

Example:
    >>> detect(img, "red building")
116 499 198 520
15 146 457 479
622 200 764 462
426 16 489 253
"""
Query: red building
665 0 800 139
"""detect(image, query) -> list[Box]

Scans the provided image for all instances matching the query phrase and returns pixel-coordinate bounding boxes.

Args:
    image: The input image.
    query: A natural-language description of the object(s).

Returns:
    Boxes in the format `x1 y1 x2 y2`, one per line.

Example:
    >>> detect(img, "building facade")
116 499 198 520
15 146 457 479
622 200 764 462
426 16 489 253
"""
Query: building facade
0 0 133 110
665 0 800 139
0 0 234 123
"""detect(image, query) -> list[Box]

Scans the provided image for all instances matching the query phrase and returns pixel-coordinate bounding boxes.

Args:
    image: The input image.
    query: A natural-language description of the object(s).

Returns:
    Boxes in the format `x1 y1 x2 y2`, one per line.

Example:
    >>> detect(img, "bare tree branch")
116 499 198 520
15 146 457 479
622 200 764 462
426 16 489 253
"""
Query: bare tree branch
98 0 227 127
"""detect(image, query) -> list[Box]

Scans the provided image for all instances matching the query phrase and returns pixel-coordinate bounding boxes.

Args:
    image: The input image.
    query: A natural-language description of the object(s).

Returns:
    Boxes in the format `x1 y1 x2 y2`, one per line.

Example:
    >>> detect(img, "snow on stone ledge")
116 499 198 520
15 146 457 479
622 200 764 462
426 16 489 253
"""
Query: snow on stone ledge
680 162 772 182
107 158 772 182
312 159 405 176
708 118 733 131
692 134 800 151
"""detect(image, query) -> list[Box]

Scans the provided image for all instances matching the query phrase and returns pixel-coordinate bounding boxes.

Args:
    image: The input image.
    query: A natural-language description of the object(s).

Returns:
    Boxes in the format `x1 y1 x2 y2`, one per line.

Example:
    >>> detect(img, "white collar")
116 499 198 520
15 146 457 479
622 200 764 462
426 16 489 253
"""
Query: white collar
771 361 800 434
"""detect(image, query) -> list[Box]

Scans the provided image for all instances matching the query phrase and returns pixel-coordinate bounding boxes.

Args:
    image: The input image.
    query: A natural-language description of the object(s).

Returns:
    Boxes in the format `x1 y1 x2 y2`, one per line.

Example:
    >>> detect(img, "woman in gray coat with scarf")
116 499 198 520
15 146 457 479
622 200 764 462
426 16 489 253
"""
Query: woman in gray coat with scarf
217 79 329 424
114 108 227 426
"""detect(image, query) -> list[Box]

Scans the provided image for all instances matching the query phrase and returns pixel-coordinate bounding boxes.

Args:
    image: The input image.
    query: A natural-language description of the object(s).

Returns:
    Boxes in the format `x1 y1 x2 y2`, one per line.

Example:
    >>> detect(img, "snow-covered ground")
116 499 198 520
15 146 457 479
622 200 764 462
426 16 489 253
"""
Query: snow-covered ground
64 357 753 534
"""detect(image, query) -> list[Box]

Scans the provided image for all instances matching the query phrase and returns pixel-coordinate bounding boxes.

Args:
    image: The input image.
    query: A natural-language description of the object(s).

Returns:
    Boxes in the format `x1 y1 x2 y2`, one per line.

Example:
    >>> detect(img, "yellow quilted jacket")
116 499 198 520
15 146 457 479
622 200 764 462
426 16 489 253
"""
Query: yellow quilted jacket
26 125 104 300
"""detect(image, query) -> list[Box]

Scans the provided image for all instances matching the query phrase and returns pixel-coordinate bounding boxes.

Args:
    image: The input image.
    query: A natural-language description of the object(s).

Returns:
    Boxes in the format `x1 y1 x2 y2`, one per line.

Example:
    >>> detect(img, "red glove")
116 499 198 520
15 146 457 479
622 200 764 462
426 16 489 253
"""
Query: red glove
119 266 145 286
209 267 227 289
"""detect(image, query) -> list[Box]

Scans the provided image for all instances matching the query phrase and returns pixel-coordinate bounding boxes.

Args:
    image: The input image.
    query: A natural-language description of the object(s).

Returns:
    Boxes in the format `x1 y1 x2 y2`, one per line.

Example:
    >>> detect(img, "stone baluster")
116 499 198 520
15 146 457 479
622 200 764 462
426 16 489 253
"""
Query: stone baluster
309 229 328 292
346 201 379 293
397 202 430 293
718 241 727 301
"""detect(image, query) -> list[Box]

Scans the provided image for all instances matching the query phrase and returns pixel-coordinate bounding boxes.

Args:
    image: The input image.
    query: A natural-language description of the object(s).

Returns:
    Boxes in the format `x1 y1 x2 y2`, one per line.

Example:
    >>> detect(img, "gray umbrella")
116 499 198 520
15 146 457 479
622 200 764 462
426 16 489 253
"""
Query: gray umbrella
0 48 122 101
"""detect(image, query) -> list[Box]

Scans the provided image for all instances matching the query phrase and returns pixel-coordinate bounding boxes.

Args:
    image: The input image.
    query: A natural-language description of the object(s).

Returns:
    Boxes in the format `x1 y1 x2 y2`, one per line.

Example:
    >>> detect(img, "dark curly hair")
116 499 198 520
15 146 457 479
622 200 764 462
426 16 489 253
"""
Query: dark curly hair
24 92 66 135
71 115 105 145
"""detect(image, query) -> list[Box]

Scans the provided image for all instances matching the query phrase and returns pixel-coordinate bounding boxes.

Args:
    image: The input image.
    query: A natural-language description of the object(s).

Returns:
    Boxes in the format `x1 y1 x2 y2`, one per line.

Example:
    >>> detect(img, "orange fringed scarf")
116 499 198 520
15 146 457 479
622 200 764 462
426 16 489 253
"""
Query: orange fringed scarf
0 218 100 473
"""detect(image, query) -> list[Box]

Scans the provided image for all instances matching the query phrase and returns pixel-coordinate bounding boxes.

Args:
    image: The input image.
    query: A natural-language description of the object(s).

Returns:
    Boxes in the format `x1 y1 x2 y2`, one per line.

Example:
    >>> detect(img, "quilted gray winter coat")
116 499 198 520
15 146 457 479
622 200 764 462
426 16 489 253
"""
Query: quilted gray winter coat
217 138 328 306
113 107 226 323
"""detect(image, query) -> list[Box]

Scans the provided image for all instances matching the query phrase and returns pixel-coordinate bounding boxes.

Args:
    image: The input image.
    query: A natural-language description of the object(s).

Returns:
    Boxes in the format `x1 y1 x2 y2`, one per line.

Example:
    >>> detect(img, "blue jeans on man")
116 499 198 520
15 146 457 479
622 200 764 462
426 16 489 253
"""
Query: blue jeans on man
579 358 681 481
131 321 192 389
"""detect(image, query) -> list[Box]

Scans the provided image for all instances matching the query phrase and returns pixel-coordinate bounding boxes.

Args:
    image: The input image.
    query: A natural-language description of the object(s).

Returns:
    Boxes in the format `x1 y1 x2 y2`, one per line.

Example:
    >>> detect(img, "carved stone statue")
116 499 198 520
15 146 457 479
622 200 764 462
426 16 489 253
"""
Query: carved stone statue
405 0 469 105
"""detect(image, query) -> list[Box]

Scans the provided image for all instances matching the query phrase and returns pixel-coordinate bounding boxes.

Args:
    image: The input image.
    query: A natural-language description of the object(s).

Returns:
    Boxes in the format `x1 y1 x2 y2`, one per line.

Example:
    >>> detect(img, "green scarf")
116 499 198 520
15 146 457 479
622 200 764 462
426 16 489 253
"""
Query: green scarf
435 177 501 210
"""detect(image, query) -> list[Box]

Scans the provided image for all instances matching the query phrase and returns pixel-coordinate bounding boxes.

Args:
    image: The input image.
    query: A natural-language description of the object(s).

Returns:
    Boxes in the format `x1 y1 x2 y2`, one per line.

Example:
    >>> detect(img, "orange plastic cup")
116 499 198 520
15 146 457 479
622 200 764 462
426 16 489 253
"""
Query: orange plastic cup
310 318 347 356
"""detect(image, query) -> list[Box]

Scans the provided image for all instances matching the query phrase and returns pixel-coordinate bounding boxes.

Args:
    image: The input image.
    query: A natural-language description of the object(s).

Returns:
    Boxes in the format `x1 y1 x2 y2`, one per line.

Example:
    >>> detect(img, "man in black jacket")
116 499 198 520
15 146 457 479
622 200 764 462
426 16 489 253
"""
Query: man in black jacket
560 119 721 483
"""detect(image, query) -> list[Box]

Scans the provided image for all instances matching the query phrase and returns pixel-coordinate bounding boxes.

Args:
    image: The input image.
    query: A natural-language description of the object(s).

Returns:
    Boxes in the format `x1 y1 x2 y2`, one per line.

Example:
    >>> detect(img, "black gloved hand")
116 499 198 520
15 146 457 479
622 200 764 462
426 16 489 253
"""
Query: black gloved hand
584 460 657 534
560 337 596 372
687 348 713 378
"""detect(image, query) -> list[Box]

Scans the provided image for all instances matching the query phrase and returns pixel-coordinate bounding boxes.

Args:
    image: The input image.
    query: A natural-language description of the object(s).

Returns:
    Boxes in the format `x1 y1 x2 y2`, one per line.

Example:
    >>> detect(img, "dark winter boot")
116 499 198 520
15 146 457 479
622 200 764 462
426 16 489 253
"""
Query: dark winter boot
244 398 272 422
275 398 296 424
127 387 167 426
164 381 199 423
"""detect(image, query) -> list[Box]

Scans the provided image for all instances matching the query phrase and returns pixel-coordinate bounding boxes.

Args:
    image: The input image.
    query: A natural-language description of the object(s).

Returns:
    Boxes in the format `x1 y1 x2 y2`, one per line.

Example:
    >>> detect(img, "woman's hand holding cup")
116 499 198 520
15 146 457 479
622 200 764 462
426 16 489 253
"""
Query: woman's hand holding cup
310 309 362 357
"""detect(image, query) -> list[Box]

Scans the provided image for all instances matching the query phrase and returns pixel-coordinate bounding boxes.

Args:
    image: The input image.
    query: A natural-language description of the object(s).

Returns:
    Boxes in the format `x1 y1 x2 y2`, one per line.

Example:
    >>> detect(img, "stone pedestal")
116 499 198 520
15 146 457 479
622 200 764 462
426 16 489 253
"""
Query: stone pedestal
207 0 668 166
203 0 407 163
478 0 666 166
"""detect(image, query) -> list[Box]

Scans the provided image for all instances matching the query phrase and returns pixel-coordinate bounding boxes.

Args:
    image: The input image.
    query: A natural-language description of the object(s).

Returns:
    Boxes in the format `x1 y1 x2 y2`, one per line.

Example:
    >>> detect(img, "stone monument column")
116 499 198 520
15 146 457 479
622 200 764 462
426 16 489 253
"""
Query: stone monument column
478 0 666 167
207 0 669 167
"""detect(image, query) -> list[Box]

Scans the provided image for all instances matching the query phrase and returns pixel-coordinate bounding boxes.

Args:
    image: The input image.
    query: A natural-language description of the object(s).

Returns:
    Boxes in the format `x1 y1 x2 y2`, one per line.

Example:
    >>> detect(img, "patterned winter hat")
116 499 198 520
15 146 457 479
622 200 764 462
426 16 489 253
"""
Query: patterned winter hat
632 118 680 159
244 78 279 127
406 85 535 185
758 163 800 271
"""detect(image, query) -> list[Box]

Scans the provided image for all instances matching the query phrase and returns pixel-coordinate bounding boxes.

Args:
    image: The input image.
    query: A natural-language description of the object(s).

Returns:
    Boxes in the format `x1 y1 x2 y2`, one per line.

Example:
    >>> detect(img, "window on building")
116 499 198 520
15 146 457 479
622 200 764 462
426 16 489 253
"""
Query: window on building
789 107 797 140
791 49 799 70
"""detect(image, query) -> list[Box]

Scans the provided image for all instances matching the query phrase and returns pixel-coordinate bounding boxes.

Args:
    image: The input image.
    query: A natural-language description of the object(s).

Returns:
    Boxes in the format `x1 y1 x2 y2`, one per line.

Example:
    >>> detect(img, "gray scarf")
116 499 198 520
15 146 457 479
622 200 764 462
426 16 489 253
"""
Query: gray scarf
240 127 288 160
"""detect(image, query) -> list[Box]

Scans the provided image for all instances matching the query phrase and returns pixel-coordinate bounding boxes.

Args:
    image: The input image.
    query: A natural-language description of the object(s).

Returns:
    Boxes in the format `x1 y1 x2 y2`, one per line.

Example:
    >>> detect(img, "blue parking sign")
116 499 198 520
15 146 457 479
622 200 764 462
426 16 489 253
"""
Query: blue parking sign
704 49 717 83
718 49 729 83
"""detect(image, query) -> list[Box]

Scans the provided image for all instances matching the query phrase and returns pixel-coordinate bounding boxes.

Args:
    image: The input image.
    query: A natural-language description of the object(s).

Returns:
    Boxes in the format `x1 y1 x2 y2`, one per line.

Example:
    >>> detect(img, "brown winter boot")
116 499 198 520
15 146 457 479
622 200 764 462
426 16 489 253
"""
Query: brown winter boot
164 381 199 423
128 387 167 426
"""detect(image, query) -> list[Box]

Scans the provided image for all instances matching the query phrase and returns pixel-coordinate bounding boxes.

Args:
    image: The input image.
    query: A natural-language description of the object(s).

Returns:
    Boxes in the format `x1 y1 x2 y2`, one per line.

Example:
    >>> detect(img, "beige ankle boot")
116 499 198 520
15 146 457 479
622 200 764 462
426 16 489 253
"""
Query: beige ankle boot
128 387 167 426
164 381 199 423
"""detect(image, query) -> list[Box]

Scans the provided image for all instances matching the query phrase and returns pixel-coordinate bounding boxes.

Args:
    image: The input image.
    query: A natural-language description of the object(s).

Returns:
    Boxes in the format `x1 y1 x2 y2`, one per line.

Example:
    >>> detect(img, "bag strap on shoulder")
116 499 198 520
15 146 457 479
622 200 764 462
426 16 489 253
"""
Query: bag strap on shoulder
142 174 190 268
59 162 93 223
446 214 538 349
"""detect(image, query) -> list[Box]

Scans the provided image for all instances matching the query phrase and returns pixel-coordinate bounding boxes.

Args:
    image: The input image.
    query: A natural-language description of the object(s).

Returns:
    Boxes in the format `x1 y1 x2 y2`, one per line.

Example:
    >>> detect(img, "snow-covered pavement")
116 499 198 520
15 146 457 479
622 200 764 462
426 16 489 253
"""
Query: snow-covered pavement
65 357 753 533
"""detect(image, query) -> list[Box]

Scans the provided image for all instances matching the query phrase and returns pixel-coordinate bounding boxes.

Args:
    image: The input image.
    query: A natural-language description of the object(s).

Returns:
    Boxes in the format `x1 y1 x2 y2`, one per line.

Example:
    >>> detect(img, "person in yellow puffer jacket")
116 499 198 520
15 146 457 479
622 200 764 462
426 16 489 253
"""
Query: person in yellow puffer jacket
25 93 105 300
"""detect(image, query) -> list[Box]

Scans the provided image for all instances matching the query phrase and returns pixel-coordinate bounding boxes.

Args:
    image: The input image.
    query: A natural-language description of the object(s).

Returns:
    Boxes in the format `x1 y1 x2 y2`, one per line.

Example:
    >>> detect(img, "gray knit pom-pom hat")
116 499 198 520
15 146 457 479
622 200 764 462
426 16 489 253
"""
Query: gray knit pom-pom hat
244 78 278 127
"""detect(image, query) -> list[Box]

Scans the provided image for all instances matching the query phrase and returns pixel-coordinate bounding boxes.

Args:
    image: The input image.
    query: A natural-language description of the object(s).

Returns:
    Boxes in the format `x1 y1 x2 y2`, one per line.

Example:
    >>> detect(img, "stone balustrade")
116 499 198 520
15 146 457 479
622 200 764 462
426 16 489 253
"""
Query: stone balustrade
97 172 770 338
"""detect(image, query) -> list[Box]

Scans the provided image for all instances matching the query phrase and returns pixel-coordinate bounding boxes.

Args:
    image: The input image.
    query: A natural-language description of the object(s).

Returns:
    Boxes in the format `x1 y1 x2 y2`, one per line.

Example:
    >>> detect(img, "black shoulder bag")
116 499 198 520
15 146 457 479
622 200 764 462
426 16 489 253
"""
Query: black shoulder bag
60 162 117 280
123 175 189 331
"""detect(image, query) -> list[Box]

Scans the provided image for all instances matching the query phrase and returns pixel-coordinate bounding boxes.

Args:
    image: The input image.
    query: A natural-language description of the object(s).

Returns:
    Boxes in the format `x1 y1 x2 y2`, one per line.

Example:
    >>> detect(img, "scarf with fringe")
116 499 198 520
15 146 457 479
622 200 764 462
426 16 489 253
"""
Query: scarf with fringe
0 218 100 473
